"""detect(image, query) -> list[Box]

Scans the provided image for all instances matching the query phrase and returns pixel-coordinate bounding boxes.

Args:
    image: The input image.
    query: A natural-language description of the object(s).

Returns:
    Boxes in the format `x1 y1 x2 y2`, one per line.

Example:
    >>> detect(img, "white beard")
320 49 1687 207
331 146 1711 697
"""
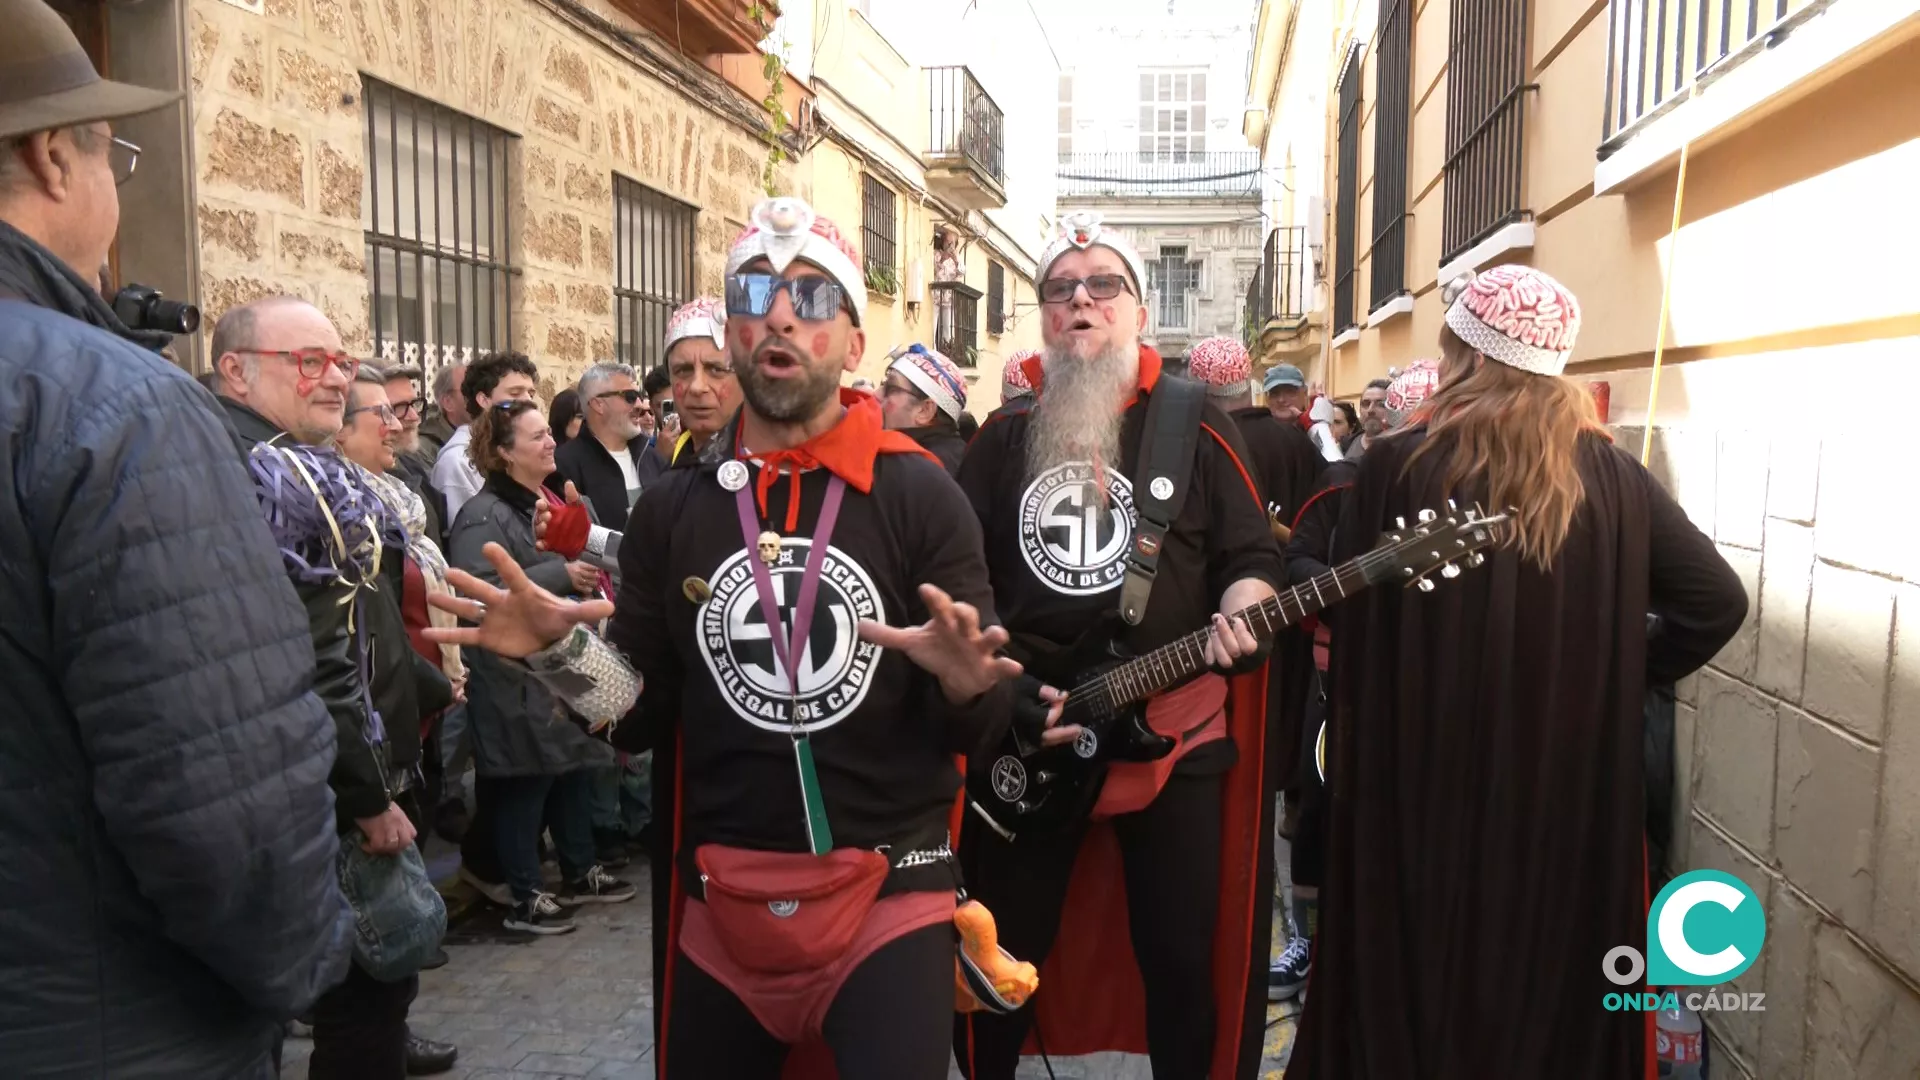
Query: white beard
1025 342 1137 485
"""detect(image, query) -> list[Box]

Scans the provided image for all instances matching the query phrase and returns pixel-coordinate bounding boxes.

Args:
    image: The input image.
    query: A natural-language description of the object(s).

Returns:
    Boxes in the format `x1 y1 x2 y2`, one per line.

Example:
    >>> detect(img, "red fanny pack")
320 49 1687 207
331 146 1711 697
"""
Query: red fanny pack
694 845 890 974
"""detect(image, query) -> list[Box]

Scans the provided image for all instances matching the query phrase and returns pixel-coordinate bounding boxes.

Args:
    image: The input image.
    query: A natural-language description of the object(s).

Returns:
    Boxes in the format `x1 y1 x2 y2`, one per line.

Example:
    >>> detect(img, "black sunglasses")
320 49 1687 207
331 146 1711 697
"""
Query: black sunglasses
1038 274 1134 304
725 273 850 322
595 388 644 406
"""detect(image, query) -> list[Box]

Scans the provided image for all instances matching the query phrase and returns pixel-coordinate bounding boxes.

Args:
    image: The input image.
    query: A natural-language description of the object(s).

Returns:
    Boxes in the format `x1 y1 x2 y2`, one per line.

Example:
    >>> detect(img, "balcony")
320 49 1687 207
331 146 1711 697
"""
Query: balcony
1248 226 1319 362
1057 152 1261 199
1601 0 1819 152
617 0 778 58
924 67 1006 211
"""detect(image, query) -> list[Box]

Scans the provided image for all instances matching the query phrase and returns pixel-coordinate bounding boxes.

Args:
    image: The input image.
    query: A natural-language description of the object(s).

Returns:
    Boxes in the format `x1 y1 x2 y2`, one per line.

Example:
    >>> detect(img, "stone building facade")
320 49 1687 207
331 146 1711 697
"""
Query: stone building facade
179 0 797 394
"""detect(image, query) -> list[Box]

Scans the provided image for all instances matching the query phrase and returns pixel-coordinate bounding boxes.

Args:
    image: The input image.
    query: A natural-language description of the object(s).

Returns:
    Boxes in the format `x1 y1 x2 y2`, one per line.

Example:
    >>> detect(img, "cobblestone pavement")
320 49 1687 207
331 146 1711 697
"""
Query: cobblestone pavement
281 858 1298 1079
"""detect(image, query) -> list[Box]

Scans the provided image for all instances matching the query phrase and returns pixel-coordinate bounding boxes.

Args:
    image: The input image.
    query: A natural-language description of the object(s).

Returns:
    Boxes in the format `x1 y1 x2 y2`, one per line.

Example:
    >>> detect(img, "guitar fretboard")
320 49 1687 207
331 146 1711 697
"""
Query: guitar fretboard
1072 544 1398 718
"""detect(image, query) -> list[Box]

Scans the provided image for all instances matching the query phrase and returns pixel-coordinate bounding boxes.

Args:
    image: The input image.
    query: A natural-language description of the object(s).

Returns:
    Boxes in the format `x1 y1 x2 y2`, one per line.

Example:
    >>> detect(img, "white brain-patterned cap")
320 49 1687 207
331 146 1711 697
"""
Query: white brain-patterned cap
1443 264 1582 376
1186 336 1252 396
664 296 727 355
726 197 867 327
1037 210 1147 294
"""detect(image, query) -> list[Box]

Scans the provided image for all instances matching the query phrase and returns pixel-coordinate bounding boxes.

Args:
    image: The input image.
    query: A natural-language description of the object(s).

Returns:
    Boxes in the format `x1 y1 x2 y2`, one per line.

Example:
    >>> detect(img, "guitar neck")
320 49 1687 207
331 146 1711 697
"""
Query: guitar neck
1078 557 1373 711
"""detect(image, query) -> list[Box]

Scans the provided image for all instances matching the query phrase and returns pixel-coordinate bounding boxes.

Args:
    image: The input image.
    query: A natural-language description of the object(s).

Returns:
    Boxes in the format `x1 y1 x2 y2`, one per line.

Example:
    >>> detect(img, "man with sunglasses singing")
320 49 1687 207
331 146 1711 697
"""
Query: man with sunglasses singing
954 211 1283 1079
423 197 1018 1078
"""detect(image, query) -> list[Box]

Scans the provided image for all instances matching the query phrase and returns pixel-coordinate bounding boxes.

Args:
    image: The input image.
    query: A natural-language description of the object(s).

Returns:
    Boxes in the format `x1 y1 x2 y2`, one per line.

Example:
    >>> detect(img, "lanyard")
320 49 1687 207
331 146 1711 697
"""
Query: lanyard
732 468 848 854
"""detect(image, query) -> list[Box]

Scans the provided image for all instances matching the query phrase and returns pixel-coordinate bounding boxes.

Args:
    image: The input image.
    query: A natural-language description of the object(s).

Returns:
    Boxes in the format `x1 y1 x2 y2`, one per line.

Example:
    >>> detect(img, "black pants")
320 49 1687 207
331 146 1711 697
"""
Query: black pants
662 923 952 1080
955 772 1223 1080
308 956 418 1080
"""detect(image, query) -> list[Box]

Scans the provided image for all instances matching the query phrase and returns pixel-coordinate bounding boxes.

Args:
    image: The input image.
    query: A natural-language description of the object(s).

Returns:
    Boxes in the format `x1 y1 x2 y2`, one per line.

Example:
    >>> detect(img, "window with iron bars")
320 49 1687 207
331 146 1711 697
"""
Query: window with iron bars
1333 46 1362 336
861 175 897 290
986 261 1005 335
1370 0 1412 311
362 77 515 380
1442 0 1531 266
1149 245 1201 329
932 281 981 366
613 176 696 374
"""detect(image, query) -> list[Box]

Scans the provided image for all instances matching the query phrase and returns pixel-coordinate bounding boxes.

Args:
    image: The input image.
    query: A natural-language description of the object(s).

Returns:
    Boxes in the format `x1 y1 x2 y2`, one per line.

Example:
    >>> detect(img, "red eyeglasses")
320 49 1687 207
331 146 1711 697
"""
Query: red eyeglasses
233 348 361 379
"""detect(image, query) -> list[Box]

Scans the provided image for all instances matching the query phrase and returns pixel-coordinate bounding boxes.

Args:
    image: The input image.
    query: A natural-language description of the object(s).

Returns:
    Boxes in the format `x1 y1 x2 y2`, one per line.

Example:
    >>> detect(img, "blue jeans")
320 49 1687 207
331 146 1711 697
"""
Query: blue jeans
492 771 596 903
587 756 653 837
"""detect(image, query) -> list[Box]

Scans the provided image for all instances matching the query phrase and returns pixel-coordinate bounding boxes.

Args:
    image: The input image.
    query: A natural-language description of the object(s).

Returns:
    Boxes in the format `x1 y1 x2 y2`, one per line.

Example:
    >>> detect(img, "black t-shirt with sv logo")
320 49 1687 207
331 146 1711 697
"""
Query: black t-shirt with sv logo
959 391 1283 671
609 450 1011 855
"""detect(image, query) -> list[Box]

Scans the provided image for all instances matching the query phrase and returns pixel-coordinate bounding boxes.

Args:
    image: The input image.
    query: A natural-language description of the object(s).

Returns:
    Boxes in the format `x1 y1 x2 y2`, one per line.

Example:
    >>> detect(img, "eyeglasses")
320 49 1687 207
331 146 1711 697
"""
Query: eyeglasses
726 272 850 322
595 388 644 406
882 380 925 401
387 397 424 419
107 136 140 187
234 348 360 379
1038 274 1135 304
344 402 397 424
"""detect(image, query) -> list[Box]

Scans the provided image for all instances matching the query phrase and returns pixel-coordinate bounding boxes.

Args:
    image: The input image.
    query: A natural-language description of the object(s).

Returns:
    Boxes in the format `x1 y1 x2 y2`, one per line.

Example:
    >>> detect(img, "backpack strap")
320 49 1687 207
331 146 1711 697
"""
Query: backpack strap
1118 377 1207 626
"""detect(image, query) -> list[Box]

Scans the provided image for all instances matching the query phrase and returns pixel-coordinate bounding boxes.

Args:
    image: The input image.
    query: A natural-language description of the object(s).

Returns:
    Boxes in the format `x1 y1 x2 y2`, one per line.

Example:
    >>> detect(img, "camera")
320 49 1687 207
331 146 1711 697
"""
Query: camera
112 284 200 336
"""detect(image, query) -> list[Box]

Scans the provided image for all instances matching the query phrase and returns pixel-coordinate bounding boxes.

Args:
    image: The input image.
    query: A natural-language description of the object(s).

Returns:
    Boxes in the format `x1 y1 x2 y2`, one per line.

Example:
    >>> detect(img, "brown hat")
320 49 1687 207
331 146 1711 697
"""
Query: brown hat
0 0 180 142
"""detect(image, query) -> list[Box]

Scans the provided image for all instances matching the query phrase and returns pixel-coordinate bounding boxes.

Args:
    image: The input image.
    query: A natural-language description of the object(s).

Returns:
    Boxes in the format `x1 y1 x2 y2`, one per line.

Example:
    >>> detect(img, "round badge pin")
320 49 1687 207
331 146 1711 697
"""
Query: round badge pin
717 459 749 492
1149 476 1174 500
682 576 713 604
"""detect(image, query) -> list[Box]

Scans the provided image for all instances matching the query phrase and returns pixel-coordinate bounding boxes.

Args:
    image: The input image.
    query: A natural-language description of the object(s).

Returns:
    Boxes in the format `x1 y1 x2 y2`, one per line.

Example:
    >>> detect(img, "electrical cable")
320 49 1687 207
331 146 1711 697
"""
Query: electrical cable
1639 82 1699 465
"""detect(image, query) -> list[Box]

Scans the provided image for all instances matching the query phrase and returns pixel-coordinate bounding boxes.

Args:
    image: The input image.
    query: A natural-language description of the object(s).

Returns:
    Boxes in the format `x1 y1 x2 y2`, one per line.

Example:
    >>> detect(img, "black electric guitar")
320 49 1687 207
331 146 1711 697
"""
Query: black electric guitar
968 504 1508 840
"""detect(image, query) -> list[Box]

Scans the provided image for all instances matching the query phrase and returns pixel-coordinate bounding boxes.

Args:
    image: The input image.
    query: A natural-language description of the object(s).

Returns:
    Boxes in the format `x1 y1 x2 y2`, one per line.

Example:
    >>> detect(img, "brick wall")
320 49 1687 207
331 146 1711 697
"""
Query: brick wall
184 0 796 389
1630 423 1920 1078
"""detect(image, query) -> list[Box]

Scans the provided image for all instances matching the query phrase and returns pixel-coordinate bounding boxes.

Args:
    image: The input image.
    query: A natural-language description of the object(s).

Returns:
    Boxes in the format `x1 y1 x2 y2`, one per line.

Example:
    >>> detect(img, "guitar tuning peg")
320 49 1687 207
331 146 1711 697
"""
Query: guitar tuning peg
1465 552 1485 567
1447 499 1458 511
1418 508 1436 523
1440 563 1461 578
1395 516 1407 529
1415 577 1437 592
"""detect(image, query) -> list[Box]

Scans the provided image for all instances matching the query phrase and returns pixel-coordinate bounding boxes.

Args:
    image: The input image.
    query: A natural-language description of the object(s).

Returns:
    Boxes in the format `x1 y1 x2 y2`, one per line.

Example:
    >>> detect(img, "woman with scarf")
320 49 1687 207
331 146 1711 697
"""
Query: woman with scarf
332 369 461 1076
446 399 634 935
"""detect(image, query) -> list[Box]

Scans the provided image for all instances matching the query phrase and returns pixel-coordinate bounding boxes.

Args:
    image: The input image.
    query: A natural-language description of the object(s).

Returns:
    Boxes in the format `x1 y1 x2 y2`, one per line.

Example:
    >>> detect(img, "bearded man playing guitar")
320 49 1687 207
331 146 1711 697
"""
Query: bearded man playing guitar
953 211 1284 1080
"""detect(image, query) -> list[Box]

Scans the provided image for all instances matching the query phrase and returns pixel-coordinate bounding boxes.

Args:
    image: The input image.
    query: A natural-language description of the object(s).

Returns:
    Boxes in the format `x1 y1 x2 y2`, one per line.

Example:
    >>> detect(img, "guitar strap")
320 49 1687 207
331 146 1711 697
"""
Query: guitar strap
1118 376 1207 626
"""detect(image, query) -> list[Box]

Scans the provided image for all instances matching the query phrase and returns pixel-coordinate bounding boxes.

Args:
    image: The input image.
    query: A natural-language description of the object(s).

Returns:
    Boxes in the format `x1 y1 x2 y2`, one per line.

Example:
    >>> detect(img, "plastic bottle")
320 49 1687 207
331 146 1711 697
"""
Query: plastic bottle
1654 990 1704 1079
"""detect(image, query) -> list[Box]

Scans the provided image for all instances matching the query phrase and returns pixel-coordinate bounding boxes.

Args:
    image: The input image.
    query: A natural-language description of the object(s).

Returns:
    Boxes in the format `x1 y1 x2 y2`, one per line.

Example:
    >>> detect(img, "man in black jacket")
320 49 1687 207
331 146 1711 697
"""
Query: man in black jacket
550 360 667 534
209 295 422 1080
0 4 351 1074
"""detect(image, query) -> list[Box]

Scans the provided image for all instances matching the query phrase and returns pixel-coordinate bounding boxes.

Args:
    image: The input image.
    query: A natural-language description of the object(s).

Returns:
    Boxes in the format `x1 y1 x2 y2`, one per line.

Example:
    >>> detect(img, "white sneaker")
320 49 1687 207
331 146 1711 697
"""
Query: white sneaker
459 865 513 907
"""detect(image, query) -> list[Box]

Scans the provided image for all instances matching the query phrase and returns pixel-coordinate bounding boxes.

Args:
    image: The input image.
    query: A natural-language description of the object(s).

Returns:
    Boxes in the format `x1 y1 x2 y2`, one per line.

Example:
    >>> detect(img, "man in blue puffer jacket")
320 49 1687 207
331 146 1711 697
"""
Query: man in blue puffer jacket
0 3 354 1075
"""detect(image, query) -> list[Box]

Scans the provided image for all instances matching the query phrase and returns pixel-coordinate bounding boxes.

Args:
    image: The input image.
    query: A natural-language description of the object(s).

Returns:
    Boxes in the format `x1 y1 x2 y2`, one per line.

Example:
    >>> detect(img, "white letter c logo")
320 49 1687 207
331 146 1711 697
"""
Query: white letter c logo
1658 879 1747 978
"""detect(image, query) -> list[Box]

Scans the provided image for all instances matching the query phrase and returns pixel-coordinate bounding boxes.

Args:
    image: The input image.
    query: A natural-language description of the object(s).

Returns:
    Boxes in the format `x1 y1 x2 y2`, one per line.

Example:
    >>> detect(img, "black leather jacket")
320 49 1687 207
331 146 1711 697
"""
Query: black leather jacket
220 398 393 823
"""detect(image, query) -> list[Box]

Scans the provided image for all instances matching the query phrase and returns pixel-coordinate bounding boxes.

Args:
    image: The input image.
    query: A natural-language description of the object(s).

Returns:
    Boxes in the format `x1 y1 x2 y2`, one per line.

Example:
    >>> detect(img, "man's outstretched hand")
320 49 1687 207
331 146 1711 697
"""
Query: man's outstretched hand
859 584 1022 704
426 541 614 659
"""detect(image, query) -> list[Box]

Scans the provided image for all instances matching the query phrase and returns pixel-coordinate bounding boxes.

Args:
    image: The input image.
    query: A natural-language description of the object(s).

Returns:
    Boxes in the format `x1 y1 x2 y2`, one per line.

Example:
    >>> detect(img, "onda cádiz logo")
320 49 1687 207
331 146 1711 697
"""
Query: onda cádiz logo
1601 870 1768 1014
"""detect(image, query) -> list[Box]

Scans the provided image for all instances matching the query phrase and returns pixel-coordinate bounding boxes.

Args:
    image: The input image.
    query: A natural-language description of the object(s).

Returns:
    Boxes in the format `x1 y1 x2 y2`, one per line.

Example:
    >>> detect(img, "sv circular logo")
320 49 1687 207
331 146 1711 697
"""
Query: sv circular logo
1018 463 1136 596
695 538 887 734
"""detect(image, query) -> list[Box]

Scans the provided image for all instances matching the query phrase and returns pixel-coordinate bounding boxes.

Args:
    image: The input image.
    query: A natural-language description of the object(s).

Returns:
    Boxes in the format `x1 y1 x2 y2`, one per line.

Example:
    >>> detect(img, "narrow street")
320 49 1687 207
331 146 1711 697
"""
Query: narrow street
279 858 1301 1079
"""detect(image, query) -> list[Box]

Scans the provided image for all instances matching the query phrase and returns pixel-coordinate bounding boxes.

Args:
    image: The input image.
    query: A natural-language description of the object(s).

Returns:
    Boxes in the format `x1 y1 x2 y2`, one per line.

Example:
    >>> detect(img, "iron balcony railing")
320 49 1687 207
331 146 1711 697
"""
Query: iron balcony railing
1602 0 1821 152
927 66 1005 186
1245 226 1310 346
1057 151 1262 198
1370 0 1412 310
